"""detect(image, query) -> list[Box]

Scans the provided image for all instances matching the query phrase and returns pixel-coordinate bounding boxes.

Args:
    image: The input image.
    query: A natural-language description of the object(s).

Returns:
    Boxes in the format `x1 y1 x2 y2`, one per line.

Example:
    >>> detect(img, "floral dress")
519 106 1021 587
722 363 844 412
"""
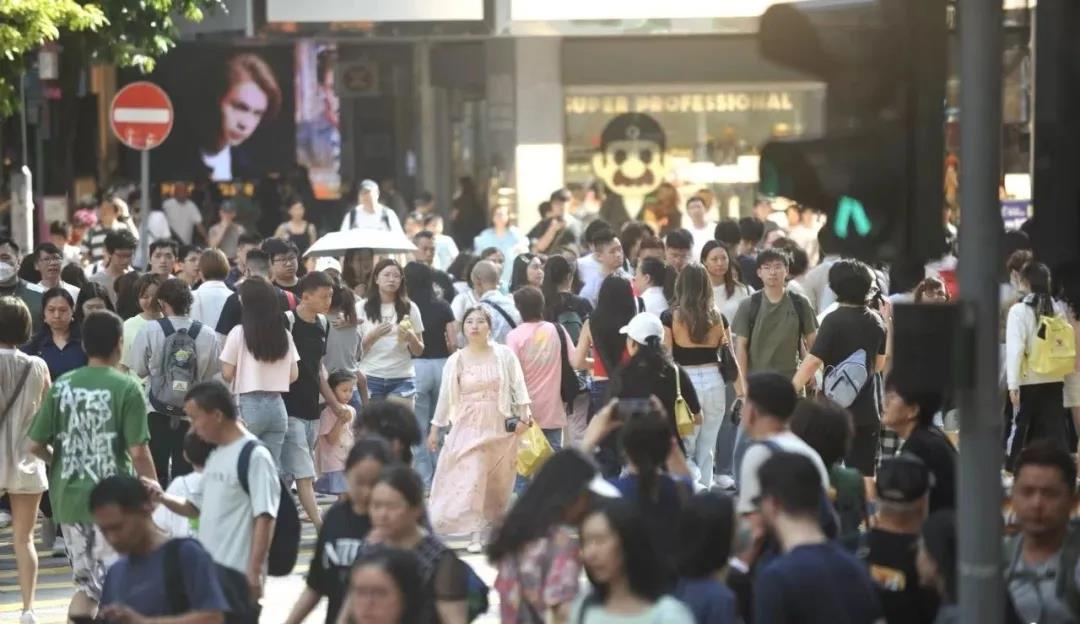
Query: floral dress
429 357 519 536
495 526 583 623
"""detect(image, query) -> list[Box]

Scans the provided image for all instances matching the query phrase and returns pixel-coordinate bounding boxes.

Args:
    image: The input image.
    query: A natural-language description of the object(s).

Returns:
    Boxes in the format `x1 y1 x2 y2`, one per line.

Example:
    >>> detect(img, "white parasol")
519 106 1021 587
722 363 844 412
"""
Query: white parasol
304 229 417 257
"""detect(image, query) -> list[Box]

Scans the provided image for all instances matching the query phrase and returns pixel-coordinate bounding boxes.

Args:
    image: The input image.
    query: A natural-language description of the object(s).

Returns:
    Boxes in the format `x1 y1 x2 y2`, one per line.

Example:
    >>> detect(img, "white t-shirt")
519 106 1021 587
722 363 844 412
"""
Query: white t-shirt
357 300 425 379
190 433 280 574
688 220 717 259
737 430 831 514
339 204 404 234
640 286 668 316
577 254 603 306
152 472 202 538
191 280 234 332
162 198 203 245
219 326 301 394
40 280 80 301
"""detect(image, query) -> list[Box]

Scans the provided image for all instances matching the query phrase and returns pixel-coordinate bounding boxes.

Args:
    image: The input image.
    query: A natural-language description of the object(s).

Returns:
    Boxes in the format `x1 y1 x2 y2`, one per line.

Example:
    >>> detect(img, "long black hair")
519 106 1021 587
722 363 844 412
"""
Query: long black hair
618 409 671 506
591 275 637 373
509 253 539 294
675 492 736 579
446 252 478 284
331 282 358 326
74 282 116 328
238 277 290 362
487 449 597 562
364 259 411 323
542 255 576 321
608 334 672 398
1021 261 1055 318
348 548 427 624
581 498 668 604
700 240 742 298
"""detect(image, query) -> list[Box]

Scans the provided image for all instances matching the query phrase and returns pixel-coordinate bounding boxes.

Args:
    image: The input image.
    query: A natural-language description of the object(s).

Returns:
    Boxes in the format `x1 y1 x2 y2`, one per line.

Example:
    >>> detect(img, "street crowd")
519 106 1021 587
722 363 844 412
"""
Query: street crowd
1 179 1080 624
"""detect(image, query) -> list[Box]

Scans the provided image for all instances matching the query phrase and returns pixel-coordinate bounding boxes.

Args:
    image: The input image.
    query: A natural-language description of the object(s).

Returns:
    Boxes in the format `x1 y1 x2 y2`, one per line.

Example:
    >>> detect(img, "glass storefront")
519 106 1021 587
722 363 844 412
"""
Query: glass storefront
563 82 824 217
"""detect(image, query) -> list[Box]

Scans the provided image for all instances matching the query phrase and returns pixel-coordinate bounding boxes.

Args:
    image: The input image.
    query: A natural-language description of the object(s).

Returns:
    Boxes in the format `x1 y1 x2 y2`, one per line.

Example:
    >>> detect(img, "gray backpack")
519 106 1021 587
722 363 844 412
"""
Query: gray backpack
822 348 869 408
149 318 203 418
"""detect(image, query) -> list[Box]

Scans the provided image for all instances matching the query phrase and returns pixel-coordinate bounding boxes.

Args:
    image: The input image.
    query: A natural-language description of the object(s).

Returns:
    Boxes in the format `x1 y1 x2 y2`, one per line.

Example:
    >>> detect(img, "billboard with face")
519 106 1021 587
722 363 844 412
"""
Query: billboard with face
124 44 295 183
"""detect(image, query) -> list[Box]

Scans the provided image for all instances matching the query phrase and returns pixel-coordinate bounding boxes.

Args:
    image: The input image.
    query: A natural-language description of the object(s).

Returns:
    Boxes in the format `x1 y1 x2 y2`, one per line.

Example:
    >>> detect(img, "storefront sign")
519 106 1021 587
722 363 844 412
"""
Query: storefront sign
267 0 483 22
513 0 794 21
566 92 797 116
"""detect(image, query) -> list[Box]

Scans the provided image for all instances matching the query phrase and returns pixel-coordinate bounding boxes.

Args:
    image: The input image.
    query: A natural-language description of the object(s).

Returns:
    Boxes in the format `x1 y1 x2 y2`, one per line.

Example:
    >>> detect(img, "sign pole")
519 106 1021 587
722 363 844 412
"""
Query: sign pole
140 148 150 265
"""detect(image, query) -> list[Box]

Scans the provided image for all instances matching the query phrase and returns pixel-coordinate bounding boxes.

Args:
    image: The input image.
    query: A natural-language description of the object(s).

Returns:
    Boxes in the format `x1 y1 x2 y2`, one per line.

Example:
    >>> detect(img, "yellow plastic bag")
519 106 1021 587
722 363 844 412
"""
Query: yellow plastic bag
516 423 554 477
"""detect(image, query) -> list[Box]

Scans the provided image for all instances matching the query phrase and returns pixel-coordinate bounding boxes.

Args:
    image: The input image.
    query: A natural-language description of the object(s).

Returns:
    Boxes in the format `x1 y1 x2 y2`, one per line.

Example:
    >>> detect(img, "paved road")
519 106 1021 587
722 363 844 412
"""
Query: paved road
0 509 500 623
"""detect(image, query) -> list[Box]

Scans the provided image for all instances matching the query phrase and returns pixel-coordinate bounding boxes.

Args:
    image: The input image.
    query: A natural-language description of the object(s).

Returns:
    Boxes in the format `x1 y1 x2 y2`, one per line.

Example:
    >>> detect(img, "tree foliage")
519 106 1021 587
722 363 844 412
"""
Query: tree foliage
0 0 225 117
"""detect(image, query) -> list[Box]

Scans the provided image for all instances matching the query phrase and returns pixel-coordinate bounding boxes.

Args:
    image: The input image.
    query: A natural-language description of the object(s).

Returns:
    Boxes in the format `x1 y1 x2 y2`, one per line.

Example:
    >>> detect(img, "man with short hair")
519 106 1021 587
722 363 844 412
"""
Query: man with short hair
126 278 221 485
736 372 830 517
284 271 352 531
162 184 207 246
92 475 229 623
579 227 628 307
732 249 817 381
664 228 694 275
225 232 263 289
339 179 404 234
412 230 455 303
207 201 246 261
861 455 939 624
177 244 204 288
82 196 130 267
472 260 522 344
262 238 301 295
1004 441 1080 624
28 310 157 622
150 381 280 609
89 230 138 305
149 240 180 279
528 189 579 253
35 242 80 299
215 250 293 336
685 195 717 259
0 237 44 333
753 452 884 624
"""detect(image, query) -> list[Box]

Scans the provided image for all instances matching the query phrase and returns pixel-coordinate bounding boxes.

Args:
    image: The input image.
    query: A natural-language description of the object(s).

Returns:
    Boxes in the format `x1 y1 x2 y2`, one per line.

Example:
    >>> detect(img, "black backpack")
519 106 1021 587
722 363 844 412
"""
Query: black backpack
238 441 300 576
163 538 259 623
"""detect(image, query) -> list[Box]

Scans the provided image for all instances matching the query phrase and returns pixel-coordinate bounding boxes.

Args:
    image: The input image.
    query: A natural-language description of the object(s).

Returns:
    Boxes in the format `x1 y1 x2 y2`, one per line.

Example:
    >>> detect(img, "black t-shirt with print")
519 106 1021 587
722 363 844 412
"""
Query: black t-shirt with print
810 306 887 426
901 426 958 513
864 529 939 624
284 312 328 420
306 502 372 624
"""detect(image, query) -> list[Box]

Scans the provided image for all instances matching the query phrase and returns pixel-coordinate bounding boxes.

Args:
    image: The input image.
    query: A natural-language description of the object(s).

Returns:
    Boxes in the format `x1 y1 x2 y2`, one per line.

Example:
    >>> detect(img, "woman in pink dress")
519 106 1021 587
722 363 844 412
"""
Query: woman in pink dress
427 305 532 553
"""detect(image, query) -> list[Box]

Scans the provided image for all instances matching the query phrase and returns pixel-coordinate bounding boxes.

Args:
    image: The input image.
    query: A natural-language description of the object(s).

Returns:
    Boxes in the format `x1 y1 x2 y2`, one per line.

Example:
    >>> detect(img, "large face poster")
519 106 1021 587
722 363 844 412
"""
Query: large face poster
295 41 341 200
130 44 296 183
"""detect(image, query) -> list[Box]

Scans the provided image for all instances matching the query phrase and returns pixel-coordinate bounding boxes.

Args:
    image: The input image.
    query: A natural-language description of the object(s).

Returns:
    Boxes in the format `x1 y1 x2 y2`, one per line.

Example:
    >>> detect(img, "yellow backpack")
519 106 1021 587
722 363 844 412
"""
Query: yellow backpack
1025 314 1077 378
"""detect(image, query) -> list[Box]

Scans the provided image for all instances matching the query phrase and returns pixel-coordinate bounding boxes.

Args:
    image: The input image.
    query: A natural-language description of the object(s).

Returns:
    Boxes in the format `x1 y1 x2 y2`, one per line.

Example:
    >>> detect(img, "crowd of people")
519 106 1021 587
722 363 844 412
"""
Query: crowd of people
0 180 1078 624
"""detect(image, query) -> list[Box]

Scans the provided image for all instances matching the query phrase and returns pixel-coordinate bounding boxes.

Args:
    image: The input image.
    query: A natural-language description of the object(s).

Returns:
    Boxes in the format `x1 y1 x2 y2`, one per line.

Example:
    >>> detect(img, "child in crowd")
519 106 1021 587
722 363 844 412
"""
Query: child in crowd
152 432 215 537
316 370 358 498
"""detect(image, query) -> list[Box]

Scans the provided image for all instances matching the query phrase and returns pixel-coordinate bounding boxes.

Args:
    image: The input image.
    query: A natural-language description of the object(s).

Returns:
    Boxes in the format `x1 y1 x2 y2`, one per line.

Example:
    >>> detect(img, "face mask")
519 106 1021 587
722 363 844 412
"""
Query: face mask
0 261 16 283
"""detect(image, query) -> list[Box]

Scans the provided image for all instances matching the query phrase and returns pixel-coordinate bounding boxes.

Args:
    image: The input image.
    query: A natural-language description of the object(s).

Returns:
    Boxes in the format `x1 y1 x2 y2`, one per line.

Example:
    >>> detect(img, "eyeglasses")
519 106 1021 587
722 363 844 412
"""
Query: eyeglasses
274 255 299 265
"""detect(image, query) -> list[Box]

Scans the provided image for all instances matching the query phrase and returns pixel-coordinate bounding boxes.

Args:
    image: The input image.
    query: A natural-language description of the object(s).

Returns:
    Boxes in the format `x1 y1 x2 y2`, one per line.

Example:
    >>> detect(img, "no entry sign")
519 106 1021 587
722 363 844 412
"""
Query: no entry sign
110 82 173 150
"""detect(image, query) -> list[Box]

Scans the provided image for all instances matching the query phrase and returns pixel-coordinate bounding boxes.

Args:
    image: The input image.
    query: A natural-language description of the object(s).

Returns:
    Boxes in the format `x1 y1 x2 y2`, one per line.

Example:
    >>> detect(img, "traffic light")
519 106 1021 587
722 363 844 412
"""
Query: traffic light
757 0 948 263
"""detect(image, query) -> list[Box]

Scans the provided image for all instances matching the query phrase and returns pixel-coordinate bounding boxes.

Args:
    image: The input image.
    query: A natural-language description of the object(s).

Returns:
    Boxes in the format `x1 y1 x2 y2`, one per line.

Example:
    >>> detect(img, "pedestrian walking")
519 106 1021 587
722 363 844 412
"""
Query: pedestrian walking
220 276 299 467
0 297 51 624
571 499 696 623
473 205 528 290
151 431 212 539
87 230 137 306
286 437 394 624
470 260 522 345
324 280 366 413
343 549 428 624
339 179 405 234
118 274 163 371
428 305 531 553
191 248 233 330
542 255 593 447
125 278 221 485
574 275 637 419
315 370 357 497
881 376 956 512
487 449 595 623
28 310 157 623
917 511 958 624
634 256 669 316
673 493 740 624
73 282 115 330
404 261 456 488
275 197 319 256
359 259 425 404
22 288 87 380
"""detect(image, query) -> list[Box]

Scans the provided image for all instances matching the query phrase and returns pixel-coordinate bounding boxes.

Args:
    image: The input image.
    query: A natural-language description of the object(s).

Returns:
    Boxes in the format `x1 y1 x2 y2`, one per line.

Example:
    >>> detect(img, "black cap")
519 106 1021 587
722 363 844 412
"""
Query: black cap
876 454 932 503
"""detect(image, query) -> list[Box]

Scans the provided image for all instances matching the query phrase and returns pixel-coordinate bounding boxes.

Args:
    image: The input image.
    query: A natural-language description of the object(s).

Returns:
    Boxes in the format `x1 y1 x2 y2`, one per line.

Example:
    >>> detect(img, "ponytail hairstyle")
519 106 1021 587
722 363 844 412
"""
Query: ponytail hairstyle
331 282 358 326
541 255 575 321
618 407 672 506
1021 261 1055 318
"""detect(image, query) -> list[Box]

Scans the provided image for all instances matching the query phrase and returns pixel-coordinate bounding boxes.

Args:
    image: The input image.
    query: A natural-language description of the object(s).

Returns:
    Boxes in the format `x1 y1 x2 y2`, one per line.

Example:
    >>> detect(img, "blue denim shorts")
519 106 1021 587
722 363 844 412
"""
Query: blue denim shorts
367 375 416 400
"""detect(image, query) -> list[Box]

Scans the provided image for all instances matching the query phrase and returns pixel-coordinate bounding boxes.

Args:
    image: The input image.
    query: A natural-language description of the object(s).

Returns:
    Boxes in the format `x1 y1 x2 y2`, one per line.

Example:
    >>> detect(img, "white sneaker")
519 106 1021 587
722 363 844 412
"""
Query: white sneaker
713 475 737 491
20 610 36 624
466 532 484 554
0 510 11 528
53 536 67 558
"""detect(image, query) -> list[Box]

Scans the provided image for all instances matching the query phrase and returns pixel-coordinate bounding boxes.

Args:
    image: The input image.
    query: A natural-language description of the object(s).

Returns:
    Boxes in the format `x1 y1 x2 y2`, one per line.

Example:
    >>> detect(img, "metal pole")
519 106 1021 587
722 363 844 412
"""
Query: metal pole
139 149 151 268
957 0 1005 622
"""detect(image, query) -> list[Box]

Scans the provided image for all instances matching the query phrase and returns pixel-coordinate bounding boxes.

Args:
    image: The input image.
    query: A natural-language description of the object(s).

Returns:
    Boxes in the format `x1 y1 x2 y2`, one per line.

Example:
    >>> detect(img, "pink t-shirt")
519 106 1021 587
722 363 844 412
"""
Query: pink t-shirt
506 322 574 429
317 405 355 474
219 325 300 394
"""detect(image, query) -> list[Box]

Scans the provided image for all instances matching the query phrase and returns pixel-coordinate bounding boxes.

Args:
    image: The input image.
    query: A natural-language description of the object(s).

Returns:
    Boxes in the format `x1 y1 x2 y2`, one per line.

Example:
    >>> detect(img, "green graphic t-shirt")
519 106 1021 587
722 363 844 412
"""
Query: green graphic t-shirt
29 365 150 524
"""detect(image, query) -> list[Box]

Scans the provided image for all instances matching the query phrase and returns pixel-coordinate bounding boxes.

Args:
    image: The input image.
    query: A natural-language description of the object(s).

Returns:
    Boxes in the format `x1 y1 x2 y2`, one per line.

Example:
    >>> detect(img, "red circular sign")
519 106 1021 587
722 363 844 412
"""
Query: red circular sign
110 81 174 151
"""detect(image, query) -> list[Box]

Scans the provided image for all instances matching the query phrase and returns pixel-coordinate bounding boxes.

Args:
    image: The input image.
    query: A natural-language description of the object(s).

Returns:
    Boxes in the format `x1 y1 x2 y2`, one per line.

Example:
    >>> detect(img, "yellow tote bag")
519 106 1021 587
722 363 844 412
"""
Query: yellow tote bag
516 423 555 477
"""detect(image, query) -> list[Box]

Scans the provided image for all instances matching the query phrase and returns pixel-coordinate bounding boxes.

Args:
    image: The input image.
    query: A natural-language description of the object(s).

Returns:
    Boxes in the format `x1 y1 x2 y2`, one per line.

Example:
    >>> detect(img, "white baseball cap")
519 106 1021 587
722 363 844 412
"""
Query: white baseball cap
314 257 342 273
619 312 665 344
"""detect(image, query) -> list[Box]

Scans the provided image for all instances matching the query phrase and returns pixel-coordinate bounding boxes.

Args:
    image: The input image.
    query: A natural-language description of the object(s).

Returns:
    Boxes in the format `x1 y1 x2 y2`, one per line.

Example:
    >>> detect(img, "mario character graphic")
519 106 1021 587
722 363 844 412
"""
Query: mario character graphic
591 113 672 230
